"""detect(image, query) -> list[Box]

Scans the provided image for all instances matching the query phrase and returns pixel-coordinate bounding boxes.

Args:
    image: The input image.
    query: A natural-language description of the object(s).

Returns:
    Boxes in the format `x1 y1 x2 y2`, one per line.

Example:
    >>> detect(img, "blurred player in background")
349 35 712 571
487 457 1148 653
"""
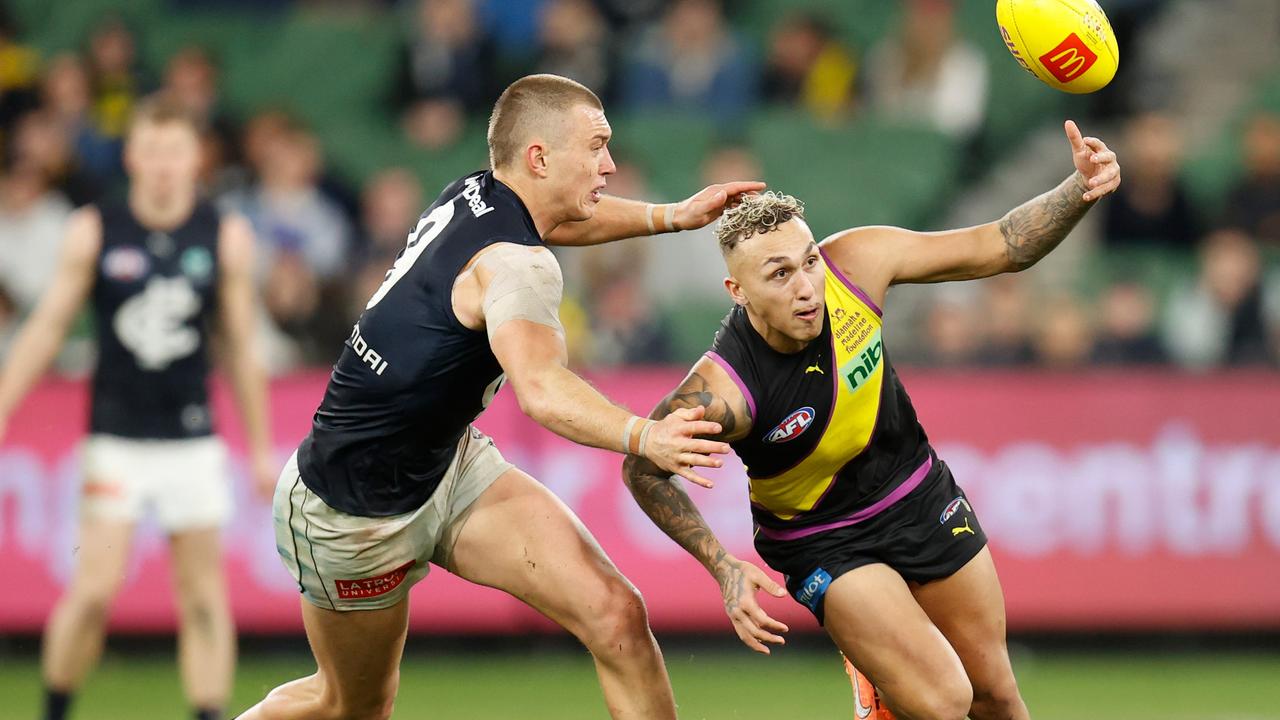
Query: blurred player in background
0 98 275 720
239 74 762 720
624 120 1121 720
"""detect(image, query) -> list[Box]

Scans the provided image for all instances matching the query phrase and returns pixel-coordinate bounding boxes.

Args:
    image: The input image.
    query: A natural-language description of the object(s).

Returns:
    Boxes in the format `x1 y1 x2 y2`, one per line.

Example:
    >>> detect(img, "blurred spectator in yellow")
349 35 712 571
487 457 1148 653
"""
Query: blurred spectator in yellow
0 7 41 137
1102 112 1200 248
865 0 987 140
159 46 239 192
350 167 424 317
762 12 857 121
1223 111 1280 247
1164 228 1279 367
0 159 71 315
620 0 756 122
83 16 151 178
1033 293 1096 368
534 0 613 100
1092 281 1168 365
38 54 114 198
974 275 1035 366
8 108 101 206
395 0 497 149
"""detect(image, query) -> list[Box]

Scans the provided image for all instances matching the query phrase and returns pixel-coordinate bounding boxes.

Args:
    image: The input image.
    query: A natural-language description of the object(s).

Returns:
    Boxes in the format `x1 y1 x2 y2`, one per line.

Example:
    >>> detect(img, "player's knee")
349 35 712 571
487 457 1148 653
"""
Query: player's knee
901 674 972 720
579 577 651 651
67 581 120 621
969 676 1025 720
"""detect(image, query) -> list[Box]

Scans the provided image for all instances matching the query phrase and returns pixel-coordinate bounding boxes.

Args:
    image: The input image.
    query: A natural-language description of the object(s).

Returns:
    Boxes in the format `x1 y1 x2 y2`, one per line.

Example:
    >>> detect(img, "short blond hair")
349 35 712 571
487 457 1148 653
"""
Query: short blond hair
716 191 806 253
487 74 602 169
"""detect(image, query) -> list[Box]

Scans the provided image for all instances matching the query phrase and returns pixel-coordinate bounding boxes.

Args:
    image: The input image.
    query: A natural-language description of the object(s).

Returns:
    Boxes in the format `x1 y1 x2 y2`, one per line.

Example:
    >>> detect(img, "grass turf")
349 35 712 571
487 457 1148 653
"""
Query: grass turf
1 647 1277 719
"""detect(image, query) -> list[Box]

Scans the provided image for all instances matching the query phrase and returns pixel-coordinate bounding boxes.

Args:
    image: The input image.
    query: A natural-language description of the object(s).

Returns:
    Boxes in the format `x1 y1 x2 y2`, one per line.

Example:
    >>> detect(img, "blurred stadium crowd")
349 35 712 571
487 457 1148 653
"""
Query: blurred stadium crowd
1 0 1278 374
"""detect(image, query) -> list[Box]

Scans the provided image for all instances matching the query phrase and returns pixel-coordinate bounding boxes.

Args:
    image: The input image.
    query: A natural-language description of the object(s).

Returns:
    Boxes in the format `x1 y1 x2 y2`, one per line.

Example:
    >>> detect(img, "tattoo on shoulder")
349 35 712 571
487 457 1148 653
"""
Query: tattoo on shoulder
657 370 743 440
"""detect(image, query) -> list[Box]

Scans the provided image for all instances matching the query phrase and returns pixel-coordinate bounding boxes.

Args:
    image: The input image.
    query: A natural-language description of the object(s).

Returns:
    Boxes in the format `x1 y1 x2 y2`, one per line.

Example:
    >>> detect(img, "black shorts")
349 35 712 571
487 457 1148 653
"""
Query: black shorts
754 460 986 624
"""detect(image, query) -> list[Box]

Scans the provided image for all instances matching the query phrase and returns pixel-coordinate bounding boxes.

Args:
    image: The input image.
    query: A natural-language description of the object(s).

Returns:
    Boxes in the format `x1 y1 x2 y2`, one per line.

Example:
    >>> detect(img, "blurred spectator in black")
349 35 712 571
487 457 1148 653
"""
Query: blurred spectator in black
593 0 669 34
1033 293 1095 368
582 251 674 366
974 275 1034 366
8 108 101 206
1164 228 1278 368
0 7 41 137
1102 112 1199 248
83 16 150 177
350 167 423 316
0 284 17 356
865 0 987 140
1092 281 1168 365
0 159 71 314
395 0 497 150
39 54 114 198
534 0 613 100
158 46 239 192
762 12 858 121
620 0 756 122
918 294 981 367
1222 111 1280 247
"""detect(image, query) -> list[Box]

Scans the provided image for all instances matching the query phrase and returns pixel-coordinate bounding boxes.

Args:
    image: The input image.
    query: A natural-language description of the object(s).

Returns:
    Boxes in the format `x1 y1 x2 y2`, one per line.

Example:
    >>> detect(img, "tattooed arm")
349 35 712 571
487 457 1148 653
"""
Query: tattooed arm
622 357 790 654
818 120 1121 307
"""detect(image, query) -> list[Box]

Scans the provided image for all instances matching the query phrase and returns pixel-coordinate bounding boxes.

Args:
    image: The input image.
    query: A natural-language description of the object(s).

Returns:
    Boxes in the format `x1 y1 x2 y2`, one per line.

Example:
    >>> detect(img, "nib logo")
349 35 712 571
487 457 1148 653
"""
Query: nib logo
1038 33 1098 84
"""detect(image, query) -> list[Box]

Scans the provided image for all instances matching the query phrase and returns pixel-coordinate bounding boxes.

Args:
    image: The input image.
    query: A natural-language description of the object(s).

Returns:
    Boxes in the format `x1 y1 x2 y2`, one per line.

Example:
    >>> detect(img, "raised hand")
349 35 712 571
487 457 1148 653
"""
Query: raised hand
1065 120 1121 202
642 405 731 488
672 181 766 231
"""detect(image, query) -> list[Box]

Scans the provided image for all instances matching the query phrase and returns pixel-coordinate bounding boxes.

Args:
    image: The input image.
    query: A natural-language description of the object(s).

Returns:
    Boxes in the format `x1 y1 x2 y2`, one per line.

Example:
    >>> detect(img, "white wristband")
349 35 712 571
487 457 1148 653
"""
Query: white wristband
637 419 655 458
645 204 657 235
622 415 643 454
663 203 677 232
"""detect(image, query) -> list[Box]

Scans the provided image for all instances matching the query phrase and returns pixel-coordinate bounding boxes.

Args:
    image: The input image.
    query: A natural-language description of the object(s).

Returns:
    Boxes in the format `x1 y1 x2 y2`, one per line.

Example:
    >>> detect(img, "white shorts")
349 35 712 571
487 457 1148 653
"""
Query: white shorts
273 426 512 611
80 434 232 532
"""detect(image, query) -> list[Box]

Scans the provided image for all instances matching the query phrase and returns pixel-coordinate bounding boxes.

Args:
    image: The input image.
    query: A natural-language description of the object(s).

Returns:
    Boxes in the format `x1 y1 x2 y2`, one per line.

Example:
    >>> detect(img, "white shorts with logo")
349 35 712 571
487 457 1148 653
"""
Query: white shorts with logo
273 426 512 611
80 434 232 531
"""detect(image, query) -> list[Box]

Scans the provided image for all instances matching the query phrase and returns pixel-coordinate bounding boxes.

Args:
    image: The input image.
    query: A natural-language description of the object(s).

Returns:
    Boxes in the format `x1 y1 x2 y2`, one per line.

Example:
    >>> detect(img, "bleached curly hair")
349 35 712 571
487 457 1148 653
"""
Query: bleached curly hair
715 191 806 253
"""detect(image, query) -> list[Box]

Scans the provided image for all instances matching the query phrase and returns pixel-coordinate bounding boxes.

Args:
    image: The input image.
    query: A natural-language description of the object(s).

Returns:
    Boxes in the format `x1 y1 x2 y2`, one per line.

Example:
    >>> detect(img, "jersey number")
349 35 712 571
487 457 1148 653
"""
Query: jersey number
365 201 457 310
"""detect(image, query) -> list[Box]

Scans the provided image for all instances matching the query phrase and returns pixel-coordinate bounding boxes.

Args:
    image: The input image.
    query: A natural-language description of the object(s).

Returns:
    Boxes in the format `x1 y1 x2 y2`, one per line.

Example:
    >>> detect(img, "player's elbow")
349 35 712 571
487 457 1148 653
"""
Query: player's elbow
509 373 554 423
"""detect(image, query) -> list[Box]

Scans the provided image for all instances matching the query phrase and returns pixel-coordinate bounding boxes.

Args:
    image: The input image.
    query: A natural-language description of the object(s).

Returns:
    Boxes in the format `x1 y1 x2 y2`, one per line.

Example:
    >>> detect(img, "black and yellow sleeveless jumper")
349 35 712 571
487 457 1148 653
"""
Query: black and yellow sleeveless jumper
707 249 984 620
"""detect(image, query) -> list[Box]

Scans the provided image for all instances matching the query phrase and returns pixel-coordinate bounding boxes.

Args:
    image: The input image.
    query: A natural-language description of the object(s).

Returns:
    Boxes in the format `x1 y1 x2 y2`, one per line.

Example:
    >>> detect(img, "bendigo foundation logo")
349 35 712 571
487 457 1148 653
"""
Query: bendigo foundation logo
1038 33 1098 84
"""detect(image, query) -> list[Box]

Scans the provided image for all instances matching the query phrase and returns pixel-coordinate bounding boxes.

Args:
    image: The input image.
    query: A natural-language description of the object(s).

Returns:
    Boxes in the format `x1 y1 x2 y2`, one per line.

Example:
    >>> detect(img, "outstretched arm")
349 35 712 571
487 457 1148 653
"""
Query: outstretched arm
820 120 1121 304
476 244 730 485
214 214 275 499
622 358 790 654
0 208 101 442
544 181 765 246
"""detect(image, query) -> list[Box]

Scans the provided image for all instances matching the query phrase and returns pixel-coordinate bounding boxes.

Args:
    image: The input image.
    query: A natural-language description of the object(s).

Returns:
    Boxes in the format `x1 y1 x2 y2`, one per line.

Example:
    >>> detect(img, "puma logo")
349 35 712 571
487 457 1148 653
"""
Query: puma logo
805 364 824 375
952 518 975 537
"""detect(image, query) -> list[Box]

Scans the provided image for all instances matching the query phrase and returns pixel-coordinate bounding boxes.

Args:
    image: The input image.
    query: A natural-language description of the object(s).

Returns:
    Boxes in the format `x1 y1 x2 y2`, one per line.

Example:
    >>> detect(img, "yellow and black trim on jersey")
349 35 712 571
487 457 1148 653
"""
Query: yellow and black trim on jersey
706 249 936 538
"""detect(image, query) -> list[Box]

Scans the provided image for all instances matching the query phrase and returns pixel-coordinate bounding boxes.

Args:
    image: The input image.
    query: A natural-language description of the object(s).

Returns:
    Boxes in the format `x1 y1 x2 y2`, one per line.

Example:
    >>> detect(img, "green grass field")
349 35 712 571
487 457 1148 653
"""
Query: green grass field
3 646 1278 719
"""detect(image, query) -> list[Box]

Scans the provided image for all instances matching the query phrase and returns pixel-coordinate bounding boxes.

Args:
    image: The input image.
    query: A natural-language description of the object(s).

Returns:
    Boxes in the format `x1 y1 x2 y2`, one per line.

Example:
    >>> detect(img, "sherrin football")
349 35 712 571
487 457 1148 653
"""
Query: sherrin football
996 0 1120 94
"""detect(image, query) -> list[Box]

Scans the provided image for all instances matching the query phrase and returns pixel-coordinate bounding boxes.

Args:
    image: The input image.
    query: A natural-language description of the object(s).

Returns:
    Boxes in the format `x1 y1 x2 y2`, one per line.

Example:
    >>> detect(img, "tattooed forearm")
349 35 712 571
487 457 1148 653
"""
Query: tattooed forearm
999 172 1093 271
621 370 746 593
623 455 730 573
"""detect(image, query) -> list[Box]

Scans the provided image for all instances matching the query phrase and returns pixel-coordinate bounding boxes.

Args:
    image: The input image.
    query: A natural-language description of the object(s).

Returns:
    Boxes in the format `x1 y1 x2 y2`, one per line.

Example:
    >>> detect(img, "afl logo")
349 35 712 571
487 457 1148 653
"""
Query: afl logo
764 407 815 444
939 497 972 524
102 246 150 282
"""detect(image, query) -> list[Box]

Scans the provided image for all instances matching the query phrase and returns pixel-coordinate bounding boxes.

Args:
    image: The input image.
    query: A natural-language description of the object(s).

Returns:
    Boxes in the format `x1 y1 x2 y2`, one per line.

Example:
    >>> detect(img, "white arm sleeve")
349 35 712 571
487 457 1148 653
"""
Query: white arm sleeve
478 244 565 341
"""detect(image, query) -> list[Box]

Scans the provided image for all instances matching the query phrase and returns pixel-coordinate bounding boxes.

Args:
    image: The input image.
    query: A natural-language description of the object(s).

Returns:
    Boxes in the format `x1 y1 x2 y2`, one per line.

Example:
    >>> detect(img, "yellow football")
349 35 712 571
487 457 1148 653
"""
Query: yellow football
996 0 1120 94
